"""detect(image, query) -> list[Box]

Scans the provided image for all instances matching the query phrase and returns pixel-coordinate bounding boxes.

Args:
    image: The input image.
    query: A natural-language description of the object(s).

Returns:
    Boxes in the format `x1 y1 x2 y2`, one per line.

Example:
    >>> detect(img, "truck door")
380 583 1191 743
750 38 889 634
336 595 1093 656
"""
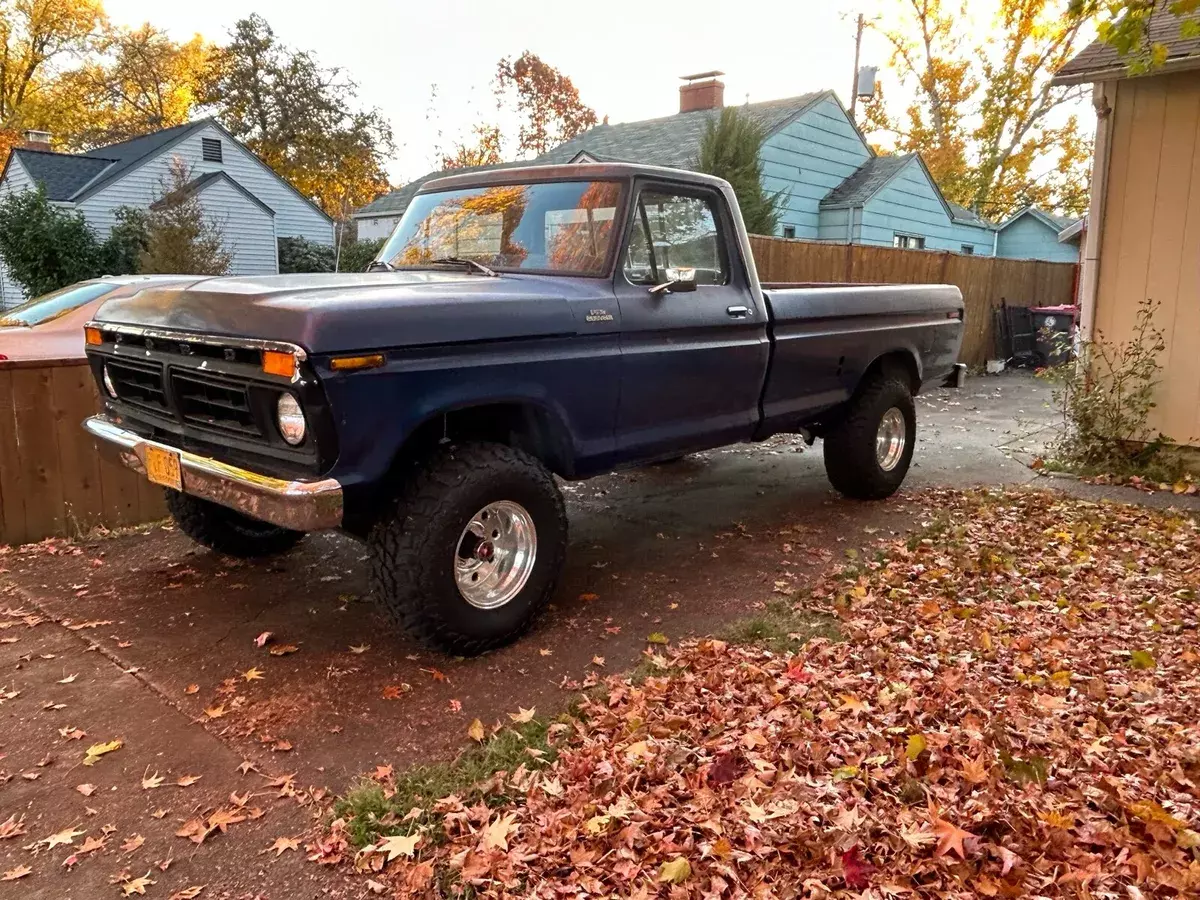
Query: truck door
614 182 769 459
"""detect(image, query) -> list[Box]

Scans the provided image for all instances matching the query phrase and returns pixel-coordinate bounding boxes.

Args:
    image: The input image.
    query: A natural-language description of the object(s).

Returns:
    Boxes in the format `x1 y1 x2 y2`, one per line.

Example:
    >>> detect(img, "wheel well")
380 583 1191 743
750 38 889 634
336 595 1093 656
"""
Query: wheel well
342 402 574 538
861 350 921 396
398 403 574 478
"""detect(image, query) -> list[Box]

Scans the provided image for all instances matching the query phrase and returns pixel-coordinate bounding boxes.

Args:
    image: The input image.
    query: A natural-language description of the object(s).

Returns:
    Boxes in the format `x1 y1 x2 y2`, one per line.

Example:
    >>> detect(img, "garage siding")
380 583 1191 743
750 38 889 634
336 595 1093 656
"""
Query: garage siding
1093 70 1200 446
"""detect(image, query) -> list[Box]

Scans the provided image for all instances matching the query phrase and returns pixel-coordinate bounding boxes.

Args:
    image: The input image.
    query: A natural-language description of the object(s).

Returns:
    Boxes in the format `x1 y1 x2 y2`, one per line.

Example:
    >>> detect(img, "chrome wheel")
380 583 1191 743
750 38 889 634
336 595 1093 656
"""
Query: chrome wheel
454 501 538 610
876 407 907 472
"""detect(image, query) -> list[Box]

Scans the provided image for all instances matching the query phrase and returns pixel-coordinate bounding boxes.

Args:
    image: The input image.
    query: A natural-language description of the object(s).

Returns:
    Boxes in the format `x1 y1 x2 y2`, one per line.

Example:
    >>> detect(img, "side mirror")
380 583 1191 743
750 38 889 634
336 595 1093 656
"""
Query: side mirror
649 267 698 295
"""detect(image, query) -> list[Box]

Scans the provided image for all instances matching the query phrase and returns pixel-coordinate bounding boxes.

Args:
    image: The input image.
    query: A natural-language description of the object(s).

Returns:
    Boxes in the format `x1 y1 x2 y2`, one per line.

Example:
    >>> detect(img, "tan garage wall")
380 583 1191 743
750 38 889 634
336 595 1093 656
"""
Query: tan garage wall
1094 70 1200 447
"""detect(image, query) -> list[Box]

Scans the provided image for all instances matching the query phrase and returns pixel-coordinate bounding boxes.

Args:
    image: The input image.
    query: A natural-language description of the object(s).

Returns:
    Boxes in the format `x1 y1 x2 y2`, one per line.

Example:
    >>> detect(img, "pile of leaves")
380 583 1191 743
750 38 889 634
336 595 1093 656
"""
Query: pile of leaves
327 488 1200 897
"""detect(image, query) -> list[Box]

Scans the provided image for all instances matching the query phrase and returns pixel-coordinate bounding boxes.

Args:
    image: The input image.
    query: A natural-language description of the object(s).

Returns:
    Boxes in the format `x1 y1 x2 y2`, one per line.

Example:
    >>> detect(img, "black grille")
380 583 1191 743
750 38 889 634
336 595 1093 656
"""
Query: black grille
105 359 168 413
171 371 262 437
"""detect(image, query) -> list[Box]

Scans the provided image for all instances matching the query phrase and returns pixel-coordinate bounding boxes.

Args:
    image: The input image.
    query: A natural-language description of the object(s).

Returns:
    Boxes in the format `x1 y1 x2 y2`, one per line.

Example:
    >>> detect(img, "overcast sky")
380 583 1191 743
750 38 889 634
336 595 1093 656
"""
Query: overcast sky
102 0 1091 187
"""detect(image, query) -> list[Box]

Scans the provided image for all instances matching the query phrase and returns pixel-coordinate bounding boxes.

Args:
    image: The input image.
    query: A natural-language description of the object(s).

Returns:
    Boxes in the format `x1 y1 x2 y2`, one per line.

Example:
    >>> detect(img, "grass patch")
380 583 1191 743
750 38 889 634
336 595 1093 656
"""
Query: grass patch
720 599 840 653
333 718 561 848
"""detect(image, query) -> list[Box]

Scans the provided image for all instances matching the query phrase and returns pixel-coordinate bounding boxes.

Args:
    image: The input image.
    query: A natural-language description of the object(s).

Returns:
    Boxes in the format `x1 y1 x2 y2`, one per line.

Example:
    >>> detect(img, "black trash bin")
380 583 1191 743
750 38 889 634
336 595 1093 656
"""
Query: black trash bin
1030 305 1078 367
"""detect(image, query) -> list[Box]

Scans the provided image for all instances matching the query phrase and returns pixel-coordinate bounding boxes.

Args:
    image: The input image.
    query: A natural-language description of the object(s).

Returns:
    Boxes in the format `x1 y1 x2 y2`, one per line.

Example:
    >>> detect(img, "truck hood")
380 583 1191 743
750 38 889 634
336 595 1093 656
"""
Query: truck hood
92 271 607 354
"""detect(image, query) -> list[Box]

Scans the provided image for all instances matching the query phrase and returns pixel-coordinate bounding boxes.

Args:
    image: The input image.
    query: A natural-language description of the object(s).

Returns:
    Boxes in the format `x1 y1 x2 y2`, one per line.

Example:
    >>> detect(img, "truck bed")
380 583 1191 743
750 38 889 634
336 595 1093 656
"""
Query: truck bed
758 283 964 432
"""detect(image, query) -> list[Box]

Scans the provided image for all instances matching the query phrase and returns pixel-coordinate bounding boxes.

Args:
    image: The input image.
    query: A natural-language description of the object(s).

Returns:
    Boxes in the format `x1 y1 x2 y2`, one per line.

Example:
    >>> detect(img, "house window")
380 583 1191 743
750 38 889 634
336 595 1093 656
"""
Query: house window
893 233 926 250
961 244 975 255
201 138 223 163
782 225 796 239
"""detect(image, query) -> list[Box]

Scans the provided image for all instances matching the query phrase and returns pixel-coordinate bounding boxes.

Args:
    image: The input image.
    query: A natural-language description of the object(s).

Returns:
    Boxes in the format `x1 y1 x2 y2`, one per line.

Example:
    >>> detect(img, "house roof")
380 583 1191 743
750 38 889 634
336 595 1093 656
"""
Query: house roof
1054 10 1200 85
998 206 1080 233
7 149 116 201
354 91 837 221
820 154 913 208
2 117 332 223
354 159 532 218
76 119 211 198
150 170 274 216
535 91 831 168
947 200 991 228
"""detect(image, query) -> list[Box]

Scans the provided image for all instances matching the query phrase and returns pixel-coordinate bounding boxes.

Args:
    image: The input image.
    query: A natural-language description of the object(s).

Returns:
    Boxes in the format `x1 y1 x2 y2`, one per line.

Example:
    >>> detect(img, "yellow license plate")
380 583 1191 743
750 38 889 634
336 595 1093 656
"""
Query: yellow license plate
144 445 182 491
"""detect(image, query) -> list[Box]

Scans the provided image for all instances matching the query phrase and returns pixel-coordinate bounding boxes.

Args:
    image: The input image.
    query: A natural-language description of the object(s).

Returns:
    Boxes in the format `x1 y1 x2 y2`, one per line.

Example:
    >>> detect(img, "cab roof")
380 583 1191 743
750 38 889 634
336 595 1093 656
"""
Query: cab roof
419 162 733 195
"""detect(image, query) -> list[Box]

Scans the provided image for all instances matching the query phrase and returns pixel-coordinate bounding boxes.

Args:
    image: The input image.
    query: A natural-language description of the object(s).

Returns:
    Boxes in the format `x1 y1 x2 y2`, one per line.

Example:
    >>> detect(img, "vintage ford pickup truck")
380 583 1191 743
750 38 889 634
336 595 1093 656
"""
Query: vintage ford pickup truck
83 163 964 654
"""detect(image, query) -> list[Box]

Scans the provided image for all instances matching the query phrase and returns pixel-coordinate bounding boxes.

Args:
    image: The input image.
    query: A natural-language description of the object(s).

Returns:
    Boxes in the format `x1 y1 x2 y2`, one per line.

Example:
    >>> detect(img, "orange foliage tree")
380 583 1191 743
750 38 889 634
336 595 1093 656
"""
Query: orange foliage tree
863 0 1094 218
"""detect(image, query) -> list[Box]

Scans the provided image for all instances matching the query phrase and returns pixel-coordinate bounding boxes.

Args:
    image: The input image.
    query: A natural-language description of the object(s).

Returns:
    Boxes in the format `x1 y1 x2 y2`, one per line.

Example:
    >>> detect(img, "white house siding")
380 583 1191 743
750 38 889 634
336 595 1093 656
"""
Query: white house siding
76 123 332 246
0 158 35 307
859 160 995 253
759 96 872 239
356 215 398 241
194 179 278 275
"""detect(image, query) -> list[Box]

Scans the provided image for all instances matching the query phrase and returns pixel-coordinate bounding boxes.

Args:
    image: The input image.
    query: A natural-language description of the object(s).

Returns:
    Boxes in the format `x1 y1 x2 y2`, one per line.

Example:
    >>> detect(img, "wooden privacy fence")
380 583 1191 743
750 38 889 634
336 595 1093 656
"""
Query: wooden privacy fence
749 236 1079 366
0 358 164 546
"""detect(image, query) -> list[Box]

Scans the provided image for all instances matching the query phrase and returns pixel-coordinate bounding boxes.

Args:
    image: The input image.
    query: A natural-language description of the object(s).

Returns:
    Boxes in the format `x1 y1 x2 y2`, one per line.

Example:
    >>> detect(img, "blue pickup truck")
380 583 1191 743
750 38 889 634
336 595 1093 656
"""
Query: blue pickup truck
83 163 964 654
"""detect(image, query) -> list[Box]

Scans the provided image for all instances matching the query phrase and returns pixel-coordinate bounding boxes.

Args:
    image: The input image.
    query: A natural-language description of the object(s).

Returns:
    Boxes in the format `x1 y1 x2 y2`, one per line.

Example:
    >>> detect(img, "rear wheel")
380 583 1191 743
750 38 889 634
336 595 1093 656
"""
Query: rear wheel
368 442 567 656
165 490 306 558
823 375 916 500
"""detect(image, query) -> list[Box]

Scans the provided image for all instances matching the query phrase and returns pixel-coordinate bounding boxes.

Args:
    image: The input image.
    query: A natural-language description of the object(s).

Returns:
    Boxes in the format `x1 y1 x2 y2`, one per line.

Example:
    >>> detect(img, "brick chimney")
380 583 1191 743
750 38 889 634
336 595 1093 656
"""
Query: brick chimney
679 71 725 113
22 129 52 151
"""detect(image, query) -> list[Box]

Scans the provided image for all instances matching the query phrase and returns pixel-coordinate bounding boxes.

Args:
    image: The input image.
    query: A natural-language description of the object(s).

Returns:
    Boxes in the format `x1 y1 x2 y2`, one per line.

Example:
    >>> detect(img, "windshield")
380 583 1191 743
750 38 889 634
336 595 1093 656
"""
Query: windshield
377 180 623 276
0 282 115 327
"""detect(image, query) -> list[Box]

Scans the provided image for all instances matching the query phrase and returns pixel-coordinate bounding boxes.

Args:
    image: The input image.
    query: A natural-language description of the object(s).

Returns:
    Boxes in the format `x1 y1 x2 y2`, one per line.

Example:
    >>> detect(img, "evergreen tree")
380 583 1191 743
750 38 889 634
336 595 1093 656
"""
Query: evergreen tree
696 107 785 236
139 159 232 276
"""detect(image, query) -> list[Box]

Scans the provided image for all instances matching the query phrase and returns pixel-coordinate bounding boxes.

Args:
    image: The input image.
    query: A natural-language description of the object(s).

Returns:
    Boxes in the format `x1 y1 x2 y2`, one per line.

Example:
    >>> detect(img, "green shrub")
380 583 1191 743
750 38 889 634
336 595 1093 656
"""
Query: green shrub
0 186 106 296
337 236 385 273
1038 297 1181 481
278 235 335 273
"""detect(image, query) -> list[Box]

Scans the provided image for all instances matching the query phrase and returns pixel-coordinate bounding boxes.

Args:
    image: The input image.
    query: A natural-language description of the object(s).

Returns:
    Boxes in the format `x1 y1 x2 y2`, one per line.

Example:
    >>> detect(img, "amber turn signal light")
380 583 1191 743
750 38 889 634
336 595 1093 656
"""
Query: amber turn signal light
262 350 297 378
84 326 103 346
329 354 385 372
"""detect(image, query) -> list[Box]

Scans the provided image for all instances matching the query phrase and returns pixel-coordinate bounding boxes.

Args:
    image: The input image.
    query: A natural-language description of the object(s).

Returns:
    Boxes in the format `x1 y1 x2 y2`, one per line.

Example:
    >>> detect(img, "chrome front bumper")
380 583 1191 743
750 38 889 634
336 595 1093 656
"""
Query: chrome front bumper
84 416 343 531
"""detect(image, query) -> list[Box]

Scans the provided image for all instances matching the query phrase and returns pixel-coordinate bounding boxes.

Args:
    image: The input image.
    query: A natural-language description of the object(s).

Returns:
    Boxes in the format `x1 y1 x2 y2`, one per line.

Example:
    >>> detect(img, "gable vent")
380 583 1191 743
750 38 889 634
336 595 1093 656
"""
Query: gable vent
201 138 223 163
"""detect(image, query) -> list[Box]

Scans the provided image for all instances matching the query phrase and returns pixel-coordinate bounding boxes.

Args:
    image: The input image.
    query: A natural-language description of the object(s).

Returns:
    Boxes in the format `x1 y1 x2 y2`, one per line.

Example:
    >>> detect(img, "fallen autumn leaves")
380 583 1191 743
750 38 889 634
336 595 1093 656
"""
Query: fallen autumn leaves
323 488 1200 897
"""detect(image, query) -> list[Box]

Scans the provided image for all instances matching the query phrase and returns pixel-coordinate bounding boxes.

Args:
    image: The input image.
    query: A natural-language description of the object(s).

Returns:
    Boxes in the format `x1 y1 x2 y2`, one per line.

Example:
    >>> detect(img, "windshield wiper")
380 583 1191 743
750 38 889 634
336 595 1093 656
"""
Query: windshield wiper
366 259 395 272
425 257 498 277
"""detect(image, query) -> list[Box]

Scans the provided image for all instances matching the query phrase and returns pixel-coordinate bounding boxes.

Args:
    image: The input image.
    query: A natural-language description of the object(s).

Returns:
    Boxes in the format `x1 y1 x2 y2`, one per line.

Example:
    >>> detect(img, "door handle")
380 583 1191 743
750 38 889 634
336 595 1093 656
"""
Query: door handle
726 305 752 318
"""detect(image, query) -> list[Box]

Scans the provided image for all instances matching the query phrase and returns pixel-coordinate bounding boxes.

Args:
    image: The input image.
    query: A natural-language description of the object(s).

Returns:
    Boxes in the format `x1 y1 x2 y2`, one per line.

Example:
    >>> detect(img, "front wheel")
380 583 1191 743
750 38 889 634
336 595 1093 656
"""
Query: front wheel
823 375 916 500
368 443 568 656
165 491 306 558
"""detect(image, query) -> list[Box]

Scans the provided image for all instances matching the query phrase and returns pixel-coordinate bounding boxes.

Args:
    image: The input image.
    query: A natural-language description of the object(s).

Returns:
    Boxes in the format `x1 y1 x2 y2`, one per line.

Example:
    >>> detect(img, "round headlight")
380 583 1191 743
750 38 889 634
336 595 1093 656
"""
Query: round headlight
102 364 117 398
276 394 306 446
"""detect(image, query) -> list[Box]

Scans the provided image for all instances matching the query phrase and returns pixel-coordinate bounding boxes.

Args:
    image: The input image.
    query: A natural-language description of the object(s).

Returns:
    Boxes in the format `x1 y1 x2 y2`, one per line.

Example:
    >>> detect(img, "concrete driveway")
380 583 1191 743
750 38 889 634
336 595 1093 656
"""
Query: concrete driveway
0 372 1170 898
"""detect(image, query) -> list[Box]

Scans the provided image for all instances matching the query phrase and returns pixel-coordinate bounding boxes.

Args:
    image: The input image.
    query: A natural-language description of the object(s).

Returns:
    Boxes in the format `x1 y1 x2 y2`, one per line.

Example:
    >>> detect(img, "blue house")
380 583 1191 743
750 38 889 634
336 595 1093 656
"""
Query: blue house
355 75 1079 263
995 207 1083 263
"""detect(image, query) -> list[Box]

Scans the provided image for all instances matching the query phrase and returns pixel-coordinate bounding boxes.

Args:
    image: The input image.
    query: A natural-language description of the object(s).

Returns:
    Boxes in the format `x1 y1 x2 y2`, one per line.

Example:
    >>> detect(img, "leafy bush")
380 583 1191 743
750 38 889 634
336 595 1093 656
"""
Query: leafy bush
101 207 150 275
0 186 106 296
337 236 385 273
1038 297 1181 481
278 236 383 274
278 236 335 273
139 159 232 276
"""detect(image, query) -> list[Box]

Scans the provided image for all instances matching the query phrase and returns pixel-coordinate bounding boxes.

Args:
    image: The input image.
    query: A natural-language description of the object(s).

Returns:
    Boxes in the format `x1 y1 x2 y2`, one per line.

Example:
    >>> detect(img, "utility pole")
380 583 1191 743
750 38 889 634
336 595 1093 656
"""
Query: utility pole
849 13 865 122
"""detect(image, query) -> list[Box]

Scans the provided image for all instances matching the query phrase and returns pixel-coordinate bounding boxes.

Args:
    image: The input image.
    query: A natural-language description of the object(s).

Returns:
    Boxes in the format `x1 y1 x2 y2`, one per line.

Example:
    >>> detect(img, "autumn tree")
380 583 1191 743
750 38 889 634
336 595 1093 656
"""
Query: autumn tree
200 14 393 217
865 0 1094 218
51 24 213 149
494 51 597 157
1069 0 1199 70
139 157 231 275
439 124 503 170
696 107 784 235
0 0 106 155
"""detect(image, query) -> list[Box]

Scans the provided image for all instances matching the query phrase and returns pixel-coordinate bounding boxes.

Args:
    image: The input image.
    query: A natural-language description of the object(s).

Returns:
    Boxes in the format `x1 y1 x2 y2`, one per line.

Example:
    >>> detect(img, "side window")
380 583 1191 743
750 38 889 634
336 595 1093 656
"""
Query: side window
624 190 727 286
